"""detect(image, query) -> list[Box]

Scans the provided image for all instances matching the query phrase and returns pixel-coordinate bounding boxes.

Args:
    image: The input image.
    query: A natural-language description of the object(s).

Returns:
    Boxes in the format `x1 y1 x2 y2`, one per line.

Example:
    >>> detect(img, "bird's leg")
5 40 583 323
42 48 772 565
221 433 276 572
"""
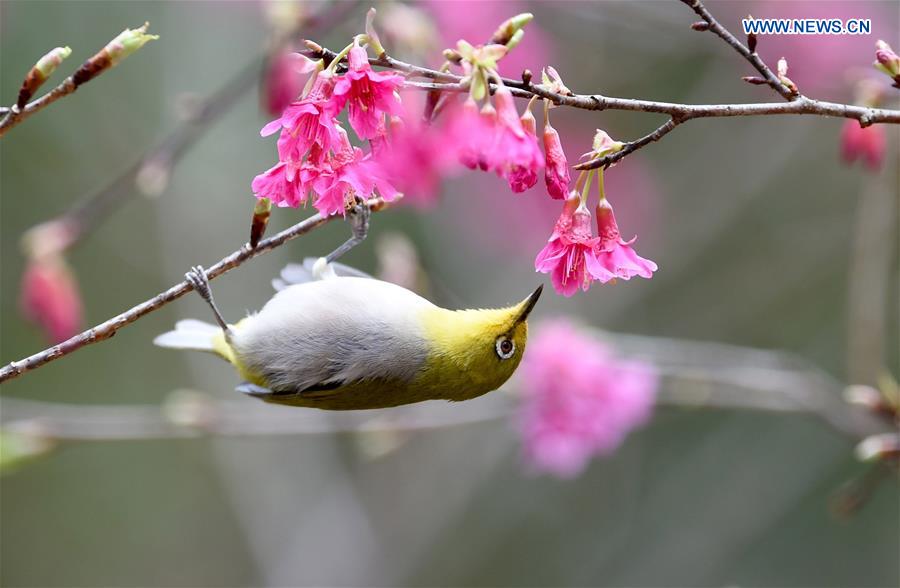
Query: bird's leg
184 265 233 341
325 201 370 264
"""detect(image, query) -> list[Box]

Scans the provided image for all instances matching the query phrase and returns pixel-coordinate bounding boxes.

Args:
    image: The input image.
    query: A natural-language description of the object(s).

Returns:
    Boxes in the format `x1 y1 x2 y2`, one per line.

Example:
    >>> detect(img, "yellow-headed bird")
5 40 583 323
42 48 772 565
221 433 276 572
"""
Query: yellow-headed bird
154 258 541 411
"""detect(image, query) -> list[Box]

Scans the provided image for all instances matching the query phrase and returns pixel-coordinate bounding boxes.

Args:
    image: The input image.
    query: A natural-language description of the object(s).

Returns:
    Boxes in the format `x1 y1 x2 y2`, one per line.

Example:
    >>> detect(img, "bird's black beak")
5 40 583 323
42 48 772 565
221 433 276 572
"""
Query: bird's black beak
514 284 543 324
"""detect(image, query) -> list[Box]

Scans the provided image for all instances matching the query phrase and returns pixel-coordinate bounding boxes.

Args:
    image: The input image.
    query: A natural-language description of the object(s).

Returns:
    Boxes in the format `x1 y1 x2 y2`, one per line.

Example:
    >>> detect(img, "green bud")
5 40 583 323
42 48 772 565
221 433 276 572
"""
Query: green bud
35 46 72 79
505 29 525 51
106 22 159 66
491 12 533 45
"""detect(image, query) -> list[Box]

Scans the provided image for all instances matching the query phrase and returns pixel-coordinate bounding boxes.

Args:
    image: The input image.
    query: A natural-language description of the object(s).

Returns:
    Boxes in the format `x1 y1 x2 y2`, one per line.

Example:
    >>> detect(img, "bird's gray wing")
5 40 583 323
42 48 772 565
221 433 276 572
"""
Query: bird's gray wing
235 380 342 399
271 257 374 291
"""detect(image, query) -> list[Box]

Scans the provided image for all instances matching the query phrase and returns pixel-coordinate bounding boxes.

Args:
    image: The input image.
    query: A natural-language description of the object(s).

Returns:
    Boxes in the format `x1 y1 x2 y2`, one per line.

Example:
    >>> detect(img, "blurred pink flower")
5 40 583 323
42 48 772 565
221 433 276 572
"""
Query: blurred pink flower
840 120 886 171
261 50 317 117
332 43 405 140
261 71 341 162
595 198 657 281
372 112 461 206
20 256 84 343
452 97 496 170
535 195 613 296
543 121 570 200
518 319 657 478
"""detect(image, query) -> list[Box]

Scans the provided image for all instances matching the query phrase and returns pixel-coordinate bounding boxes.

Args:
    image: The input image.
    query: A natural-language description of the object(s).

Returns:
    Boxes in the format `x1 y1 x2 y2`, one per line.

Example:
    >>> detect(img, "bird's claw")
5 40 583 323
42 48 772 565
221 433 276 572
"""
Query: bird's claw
185 265 212 301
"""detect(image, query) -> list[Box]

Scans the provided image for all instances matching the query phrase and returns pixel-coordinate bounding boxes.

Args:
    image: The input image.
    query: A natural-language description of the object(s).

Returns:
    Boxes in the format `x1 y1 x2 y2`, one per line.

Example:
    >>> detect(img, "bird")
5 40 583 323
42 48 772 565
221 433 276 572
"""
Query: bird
154 205 542 410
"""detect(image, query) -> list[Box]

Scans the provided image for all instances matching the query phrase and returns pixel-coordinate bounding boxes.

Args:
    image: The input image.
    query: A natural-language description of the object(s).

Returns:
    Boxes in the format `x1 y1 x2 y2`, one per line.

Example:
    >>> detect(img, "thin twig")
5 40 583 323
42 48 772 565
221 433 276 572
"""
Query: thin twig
0 198 389 384
680 0 797 101
17 0 361 254
0 78 78 136
311 47 899 172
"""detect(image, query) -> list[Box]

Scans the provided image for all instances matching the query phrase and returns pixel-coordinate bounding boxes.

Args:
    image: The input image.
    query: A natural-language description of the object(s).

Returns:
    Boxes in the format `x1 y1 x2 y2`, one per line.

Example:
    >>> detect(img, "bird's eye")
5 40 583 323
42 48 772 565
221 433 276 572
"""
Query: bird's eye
495 336 515 360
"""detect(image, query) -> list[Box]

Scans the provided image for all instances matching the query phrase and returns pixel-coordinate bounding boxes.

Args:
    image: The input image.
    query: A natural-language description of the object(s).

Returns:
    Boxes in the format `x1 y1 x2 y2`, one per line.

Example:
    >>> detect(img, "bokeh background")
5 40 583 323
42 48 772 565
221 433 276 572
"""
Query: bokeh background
1 1 898 586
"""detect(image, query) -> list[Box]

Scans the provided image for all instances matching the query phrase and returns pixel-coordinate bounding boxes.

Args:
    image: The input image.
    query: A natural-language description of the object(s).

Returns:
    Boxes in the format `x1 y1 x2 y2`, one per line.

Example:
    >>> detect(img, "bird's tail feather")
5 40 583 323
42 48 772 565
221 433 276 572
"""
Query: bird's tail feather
153 319 220 353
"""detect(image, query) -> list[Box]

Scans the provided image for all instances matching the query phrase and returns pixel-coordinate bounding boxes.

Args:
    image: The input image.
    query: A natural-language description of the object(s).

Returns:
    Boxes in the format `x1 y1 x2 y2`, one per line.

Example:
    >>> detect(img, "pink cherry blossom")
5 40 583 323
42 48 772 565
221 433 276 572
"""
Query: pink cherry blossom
535 195 614 297
251 159 324 208
594 198 658 280
310 128 400 216
543 122 570 200
518 319 657 478
840 120 886 171
372 113 461 206
490 87 543 191
506 105 540 192
261 71 341 162
20 256 84 343
332 43 404 140
449 97 496 171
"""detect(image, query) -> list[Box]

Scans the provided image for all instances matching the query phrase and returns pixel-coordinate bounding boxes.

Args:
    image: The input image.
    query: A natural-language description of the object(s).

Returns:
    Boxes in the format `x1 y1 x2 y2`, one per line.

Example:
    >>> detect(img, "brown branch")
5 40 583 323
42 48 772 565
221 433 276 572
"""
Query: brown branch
311 44 899 172
680 0 797 101
0 24 159 137
0 198 389 384
17 1 362 255
0 77 79 136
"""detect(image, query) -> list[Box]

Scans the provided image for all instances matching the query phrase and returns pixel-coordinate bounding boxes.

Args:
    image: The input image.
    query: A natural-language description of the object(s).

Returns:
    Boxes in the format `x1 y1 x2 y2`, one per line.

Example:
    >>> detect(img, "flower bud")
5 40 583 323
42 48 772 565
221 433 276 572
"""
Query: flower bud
73 23 158 87
490 13 533 46
38 46 72 77
17 46 71 109
250 197 272 248
105 22 159 66
776 57 798 93
505 29 525 51
582 129 624 162
854 433 900 462
874 40 900 84
20 255 83 343
543 123 570 200
541 66 571 95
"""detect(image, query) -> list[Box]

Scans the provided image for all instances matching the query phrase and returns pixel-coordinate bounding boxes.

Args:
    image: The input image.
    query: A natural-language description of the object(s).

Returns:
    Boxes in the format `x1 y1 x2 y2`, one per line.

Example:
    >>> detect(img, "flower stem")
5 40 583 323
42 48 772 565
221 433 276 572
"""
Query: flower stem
596 168 607 202
325 42 355 74
580 169 595 205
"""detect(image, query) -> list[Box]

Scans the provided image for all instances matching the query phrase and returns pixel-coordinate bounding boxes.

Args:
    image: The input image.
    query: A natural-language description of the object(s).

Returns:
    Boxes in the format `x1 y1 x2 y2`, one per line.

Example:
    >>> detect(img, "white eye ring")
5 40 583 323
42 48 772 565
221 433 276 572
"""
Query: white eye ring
495 336 516 359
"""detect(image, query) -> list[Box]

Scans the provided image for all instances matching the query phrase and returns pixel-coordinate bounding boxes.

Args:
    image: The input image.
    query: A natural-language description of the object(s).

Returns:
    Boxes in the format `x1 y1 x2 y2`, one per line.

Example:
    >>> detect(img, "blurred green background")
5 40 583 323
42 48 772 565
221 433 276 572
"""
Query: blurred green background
1 1 898 586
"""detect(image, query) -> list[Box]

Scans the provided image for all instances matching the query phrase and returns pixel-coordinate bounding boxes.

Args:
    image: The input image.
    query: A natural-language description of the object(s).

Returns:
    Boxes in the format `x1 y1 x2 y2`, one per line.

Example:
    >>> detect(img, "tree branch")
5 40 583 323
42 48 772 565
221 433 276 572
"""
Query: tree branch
0 198 389 384
311 47 899 172
0 78 78 136
16 0 362 256
680 0 797 101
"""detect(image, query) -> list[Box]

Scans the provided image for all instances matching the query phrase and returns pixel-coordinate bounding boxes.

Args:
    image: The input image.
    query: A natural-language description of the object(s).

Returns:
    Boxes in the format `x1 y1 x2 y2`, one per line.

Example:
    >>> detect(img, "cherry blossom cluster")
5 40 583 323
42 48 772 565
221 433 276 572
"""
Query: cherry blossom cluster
534 118 658 296
251 38 403 217
252 11 659 298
